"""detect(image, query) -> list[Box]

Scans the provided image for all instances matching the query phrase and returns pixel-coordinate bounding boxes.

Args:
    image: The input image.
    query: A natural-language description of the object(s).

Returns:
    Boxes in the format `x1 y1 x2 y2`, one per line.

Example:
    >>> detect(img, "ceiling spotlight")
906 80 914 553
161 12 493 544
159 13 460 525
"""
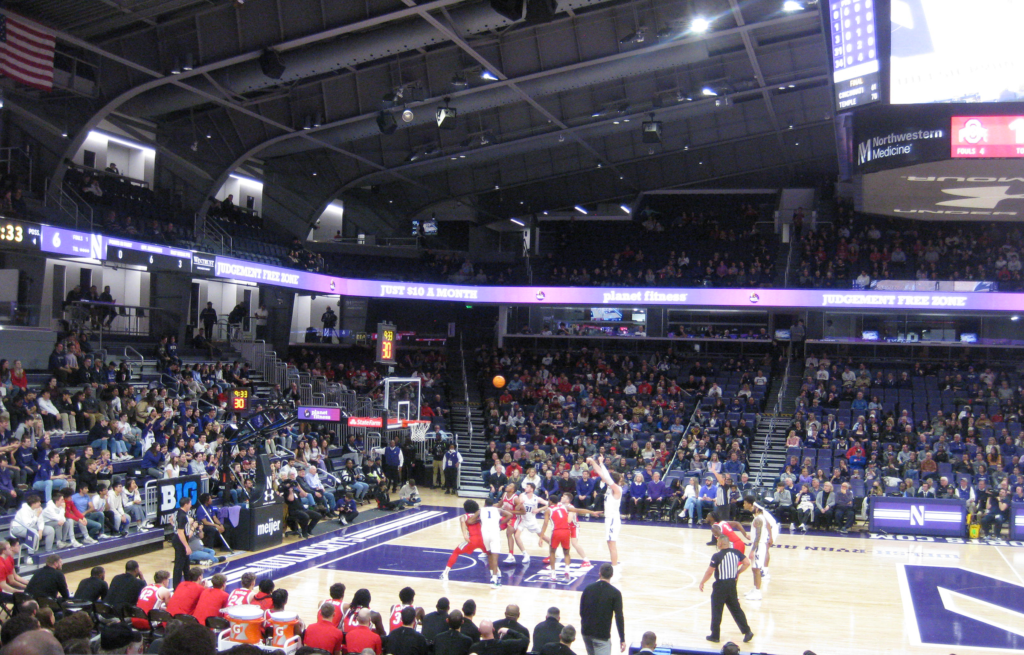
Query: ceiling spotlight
450 72 469 88
481 70 499 81
61 129 69 138
656 27 673 41
206 134 212 139
170 58 182 75
574 205 588 214
312 113 322 128
182 53 194 72
402 109 415 123
690 17 711 33
302 116 312 130
620 27 647 44
1012 315 1021 321
701 86 718 97
510 218 525 226
782 1 804 11
620 205 631 214
436 99 457 130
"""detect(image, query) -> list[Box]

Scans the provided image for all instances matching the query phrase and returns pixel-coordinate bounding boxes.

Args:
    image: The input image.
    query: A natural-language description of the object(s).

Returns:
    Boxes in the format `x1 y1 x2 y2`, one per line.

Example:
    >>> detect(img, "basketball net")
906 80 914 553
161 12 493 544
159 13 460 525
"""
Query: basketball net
407 420 430 442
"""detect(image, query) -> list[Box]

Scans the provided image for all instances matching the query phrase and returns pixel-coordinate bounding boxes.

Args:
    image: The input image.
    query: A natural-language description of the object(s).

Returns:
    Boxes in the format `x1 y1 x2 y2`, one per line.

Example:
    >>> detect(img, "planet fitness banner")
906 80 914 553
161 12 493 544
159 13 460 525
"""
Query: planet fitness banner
869 497 966 538
212 255 1024 312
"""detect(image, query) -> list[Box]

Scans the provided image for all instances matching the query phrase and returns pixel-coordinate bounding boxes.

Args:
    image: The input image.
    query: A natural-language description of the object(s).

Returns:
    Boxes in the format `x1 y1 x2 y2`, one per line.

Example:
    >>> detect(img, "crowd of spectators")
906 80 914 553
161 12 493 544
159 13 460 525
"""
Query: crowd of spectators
535 205 778 289
796 202 1024 291
0 172 29 218
474 346 773 521
767 353 1024 537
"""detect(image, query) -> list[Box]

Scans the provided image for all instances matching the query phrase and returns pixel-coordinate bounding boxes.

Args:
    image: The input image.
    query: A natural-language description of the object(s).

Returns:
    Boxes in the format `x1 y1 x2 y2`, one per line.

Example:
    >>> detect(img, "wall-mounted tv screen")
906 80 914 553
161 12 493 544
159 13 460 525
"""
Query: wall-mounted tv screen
590 308 623 321
891 0 1024 104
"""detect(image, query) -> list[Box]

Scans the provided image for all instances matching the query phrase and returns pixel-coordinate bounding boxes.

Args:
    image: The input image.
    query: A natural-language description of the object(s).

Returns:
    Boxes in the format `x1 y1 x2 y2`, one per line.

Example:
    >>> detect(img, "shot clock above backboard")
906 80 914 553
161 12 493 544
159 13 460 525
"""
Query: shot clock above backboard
376 322 397 365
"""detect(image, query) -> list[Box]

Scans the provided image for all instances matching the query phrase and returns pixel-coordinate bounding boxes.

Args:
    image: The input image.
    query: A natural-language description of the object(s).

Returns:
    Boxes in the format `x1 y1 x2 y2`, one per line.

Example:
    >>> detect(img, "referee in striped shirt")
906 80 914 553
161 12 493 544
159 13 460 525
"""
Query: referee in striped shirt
699 536 754 644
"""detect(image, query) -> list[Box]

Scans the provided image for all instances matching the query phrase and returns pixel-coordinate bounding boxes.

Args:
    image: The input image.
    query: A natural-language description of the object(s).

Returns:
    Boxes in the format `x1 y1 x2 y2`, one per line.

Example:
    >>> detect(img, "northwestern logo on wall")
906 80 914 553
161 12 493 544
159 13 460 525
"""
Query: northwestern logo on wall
901 565 1024 650
857 129 945 166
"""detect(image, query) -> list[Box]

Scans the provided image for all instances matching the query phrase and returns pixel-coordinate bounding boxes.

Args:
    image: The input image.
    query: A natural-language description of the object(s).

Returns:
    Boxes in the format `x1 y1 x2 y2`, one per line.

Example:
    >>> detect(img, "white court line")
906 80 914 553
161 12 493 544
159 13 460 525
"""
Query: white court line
996 546 1024 586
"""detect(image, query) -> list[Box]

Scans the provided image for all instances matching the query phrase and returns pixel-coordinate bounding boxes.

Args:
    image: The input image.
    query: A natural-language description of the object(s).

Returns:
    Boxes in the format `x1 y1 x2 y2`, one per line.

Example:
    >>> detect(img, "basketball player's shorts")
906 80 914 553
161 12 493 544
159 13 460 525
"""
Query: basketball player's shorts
519 518 542 535
551 529 571 551
753 541 769 569
569 523 578 539
727 535 746 555
605 516 621 541
482 529 502 554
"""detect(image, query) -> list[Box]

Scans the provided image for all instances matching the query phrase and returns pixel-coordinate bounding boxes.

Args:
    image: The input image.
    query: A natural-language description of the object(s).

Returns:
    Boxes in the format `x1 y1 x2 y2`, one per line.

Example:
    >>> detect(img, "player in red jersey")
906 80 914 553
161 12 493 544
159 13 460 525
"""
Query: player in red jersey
224 571 257 611
499 484 527 563
388 586 423 632
711 519 750 555
543 493 602 568
322 583 347 628
133 570 171 629
440 500 488 580
539 493 602 581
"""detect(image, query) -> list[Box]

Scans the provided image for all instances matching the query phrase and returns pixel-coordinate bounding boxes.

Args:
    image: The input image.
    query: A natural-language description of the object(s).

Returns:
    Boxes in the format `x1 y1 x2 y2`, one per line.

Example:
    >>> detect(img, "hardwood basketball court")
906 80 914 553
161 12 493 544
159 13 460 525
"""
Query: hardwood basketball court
60 489 1024 655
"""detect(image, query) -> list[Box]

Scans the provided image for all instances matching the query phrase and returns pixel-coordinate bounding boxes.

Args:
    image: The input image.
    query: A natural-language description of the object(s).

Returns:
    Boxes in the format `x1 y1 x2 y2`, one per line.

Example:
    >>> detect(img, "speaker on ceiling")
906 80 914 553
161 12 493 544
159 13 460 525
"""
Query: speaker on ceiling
525 0 559 24
490 0 525 21
259 49 286 79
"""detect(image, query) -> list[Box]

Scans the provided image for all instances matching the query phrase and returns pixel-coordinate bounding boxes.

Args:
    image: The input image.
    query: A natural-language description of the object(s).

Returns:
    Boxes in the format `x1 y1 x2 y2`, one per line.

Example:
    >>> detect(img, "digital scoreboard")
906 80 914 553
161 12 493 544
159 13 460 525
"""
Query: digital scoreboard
951 116 1024 159
106 238 192 272
0 220 40 249
230 387 251 412
827 0 880 110
376 322 397 365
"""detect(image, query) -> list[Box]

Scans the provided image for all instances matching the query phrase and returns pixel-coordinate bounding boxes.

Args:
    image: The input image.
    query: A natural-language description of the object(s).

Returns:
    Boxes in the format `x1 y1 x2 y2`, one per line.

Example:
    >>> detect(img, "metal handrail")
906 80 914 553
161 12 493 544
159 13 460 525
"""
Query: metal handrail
753 349 793 488
662 400 706 478
458 333 473 450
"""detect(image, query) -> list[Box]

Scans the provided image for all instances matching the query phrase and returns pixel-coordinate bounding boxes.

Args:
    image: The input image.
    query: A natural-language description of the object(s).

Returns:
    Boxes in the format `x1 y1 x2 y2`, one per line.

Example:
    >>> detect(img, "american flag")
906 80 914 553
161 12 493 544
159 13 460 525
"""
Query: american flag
0 12 56 91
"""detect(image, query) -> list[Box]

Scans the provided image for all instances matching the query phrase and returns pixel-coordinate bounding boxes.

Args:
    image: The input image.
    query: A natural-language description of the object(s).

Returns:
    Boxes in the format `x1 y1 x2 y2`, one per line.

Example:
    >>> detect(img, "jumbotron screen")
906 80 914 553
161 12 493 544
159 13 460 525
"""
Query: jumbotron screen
891 0 1024 104
828 0 880 110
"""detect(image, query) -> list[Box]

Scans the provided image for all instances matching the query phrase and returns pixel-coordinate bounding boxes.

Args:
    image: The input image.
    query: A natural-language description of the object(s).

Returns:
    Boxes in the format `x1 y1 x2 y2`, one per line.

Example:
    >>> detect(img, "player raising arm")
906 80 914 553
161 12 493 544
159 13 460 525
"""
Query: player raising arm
587 455 623 566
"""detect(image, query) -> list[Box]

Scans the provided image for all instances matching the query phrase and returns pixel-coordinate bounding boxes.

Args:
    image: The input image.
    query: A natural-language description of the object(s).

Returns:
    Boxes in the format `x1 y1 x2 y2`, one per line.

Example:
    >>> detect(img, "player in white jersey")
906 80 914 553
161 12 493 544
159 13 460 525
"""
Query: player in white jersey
587 455 623 566
479 502 514 587
513 483 550 565
743 495 778 601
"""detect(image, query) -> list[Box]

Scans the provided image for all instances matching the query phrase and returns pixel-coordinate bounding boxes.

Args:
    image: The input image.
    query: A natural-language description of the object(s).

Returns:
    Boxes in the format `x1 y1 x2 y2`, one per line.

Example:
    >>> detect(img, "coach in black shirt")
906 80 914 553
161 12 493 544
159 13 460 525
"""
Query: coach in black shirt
461 599 481 643
387 606 429 655
470 623 529 655
492 604 530 655
24 554 68 600
540 625 578 655
579 564 624 655
73 566 108 603
105 560 146 611
434 610 473 655
533 607 564 652
699 536 753 644
422 597 451 642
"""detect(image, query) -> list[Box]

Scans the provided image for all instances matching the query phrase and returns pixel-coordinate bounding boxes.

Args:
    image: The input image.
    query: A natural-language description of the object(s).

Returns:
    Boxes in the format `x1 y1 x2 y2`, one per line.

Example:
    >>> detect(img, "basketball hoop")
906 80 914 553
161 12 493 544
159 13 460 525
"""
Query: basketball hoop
406 420 430 442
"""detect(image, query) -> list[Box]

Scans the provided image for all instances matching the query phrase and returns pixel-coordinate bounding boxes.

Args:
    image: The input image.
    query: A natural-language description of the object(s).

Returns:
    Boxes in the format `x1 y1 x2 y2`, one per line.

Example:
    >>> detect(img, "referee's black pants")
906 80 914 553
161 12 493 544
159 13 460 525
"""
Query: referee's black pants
172 542 189 588
710 579 751 640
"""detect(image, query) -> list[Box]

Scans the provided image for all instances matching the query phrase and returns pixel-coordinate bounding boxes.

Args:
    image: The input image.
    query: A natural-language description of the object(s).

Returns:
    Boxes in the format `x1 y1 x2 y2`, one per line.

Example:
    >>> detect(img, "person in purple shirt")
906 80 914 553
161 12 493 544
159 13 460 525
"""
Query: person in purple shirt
13 436 36 486
646 471 667 519
627 473 648 521
575 475 596 509
0 459 21 510
32 451 69 503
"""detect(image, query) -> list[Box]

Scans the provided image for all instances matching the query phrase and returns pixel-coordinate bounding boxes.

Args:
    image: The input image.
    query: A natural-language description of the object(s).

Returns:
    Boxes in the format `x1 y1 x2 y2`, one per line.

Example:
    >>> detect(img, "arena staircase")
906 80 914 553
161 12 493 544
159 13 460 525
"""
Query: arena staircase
450 335 488 499
748 366 802 493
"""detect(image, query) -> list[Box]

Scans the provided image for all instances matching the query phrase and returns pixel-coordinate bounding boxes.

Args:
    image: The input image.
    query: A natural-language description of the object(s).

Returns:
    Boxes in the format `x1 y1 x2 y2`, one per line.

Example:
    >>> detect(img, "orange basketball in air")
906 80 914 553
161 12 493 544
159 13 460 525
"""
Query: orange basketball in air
493 375 506 388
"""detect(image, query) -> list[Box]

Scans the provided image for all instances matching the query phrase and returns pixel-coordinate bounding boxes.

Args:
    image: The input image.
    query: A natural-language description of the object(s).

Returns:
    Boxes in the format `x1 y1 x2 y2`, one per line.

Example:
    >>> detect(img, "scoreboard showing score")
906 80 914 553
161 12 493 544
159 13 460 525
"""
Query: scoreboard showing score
230 387 251 412
951 116 1024 159
376 322 397 365
828 0 880 110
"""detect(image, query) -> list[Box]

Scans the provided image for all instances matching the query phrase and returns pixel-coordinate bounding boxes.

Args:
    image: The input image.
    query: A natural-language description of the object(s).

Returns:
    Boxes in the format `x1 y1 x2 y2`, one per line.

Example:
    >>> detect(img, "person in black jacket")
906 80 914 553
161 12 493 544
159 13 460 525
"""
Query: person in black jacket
386 606 429 655
421 596 450 642
199 303 218 341
461 599 481 643
23 554 68 600
533 607 564 653
72 566 107 603
469 623 529 655
433 610 473 655
492 605 530 655
104 560 146 611
579 564 625 655
540 625 578 655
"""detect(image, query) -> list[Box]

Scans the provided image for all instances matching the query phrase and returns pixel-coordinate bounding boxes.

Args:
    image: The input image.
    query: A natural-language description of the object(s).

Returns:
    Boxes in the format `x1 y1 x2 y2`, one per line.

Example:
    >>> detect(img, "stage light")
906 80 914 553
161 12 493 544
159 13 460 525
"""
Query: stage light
574 205 588 214
182 53 194 72
701 86 718 97
782 1 804 11
691 17 710 33
620 205 630 214
642 117 663 143
481 70 499 81
510 218 525 226
436 105 457 130
402 109 415 123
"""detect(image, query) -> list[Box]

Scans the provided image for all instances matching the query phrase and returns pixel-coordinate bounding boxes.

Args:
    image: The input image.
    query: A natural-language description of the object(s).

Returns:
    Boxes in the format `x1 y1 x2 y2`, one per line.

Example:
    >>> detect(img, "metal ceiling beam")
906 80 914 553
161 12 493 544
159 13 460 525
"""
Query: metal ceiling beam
401 0 632 187
729 0 790 166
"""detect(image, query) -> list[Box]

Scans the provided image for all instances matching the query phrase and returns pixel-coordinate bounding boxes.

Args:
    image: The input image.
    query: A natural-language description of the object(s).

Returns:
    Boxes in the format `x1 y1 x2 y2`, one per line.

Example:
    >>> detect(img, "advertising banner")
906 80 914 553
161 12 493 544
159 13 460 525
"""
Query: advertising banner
869 497 966 538
298 406 343 422
156 474 202 527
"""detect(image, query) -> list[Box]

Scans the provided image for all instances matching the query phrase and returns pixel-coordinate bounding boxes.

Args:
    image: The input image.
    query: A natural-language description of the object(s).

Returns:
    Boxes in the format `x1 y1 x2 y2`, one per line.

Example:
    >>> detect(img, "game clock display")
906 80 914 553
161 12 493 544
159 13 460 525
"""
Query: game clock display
0 221 40 249
376 322 397 365
230 388 251 411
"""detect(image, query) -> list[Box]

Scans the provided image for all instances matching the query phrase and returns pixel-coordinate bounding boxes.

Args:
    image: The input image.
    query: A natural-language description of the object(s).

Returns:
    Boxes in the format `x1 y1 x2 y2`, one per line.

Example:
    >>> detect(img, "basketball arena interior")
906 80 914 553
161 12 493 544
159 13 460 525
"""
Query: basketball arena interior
0 0 1021 654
